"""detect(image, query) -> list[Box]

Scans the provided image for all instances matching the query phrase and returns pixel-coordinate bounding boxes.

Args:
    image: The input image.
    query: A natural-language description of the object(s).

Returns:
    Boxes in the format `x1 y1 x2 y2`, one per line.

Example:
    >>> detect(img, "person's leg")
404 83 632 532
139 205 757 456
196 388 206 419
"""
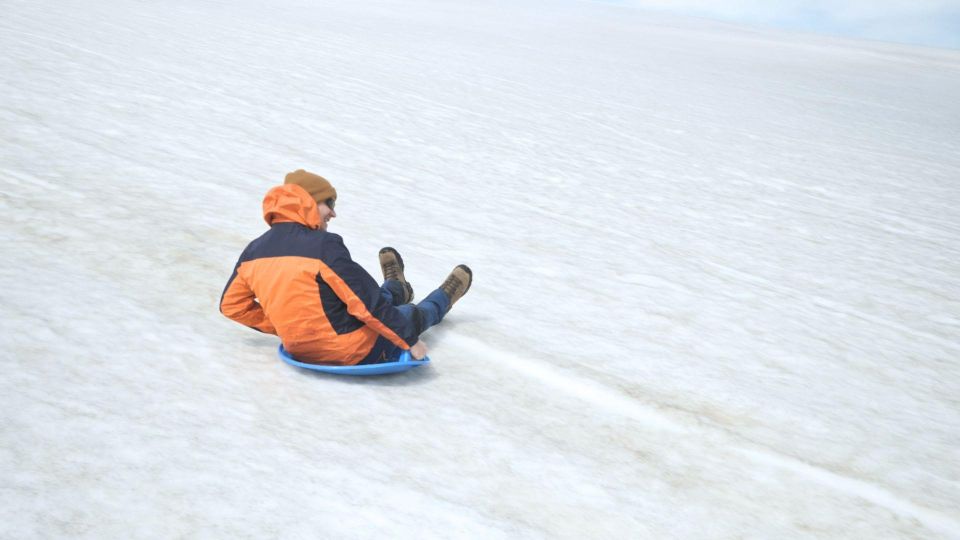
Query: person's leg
416 288 450 330
395 288 449 334
381 280 445 329
358 288 451 365
380 280 407 307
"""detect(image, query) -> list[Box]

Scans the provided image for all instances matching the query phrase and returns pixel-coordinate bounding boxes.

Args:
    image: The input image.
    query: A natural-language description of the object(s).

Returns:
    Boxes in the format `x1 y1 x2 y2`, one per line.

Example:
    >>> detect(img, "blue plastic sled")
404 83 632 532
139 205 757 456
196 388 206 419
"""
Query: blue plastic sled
278 344 430 375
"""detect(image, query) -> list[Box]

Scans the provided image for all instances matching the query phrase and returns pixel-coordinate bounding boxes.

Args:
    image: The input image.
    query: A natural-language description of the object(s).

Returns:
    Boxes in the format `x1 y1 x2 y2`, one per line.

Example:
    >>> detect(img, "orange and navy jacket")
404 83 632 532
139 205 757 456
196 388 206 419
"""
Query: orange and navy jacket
219 184 417 365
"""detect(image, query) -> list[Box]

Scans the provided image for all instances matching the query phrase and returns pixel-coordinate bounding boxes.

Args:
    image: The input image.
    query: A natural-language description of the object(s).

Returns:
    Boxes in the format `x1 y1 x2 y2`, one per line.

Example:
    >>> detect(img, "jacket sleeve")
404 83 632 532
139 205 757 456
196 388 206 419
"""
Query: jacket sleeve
318 234 418 349
219 261 277 335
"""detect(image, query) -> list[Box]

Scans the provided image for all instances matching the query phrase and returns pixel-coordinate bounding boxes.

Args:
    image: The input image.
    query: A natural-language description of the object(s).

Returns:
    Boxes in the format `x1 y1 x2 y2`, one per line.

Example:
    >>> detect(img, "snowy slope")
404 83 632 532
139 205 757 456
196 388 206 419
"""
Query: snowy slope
2 0 959 537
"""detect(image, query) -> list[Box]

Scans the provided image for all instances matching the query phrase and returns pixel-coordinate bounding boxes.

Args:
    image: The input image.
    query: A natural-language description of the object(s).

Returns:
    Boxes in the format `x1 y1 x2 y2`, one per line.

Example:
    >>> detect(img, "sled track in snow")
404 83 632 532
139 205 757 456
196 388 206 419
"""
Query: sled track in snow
447 333 960 537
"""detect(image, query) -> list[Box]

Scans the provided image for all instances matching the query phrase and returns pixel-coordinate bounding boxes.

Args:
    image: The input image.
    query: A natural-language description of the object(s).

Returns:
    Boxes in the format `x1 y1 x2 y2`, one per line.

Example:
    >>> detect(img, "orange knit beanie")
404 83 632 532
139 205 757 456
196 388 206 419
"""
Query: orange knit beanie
284 169 337 206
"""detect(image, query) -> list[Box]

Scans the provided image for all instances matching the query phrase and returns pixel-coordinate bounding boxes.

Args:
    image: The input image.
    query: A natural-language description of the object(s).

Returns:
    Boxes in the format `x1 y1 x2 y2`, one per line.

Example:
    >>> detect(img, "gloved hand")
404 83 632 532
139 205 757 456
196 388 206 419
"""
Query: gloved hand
410 340 428 360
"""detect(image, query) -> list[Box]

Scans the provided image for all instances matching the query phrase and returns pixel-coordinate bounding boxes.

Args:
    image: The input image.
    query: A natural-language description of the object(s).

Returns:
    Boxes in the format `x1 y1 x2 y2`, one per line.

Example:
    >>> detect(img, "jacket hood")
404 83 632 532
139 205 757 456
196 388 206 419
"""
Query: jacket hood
262 184 321 229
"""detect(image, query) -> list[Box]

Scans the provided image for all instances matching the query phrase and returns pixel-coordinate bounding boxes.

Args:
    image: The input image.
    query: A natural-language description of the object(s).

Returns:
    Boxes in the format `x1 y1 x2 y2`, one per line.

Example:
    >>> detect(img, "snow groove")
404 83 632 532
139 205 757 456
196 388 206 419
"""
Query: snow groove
737 448 960 538
446 333 690 434
448 332 960 536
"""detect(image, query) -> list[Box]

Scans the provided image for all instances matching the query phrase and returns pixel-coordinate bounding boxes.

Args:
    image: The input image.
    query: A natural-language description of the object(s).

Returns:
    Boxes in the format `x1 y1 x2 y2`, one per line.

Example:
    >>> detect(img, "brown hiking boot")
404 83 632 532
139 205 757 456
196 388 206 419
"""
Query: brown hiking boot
440 265 472 310
379 247 414 303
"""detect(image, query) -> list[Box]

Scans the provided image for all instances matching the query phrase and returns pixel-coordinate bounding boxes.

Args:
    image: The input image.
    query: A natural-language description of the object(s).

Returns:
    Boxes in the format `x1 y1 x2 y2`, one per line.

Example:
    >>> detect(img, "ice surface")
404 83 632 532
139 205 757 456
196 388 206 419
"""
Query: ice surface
2 0 959 537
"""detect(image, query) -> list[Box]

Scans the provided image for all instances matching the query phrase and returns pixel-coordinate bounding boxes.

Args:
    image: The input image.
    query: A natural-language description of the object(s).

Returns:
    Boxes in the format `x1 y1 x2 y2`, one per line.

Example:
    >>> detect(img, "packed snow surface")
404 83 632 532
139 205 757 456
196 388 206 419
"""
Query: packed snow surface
2 0 959 537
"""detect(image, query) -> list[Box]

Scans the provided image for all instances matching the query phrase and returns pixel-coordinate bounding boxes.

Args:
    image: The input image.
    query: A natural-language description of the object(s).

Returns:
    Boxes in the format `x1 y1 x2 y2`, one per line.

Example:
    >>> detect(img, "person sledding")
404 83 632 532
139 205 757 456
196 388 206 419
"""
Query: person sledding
219 169 472 365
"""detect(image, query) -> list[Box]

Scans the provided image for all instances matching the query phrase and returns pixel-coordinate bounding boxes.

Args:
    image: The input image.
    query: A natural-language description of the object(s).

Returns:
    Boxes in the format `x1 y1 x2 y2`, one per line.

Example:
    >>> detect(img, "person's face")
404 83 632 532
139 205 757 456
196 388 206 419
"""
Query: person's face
318 198 336 230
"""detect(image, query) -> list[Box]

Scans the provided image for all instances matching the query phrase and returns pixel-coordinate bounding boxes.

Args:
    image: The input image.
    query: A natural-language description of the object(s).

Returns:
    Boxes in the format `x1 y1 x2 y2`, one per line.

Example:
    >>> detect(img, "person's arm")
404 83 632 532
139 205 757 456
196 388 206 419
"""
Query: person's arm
219 262 277 335
317 234 418 349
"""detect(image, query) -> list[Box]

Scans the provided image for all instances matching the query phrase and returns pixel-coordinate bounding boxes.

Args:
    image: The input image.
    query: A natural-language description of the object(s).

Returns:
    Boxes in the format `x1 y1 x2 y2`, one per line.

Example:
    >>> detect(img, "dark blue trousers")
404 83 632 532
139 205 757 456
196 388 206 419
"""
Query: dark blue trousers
358 280 449 364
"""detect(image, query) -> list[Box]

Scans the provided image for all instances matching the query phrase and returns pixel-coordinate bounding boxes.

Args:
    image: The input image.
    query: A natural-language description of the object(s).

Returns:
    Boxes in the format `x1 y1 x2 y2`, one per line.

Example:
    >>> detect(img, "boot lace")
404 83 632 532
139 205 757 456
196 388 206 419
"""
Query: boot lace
441 275 463 297
383 261 401 281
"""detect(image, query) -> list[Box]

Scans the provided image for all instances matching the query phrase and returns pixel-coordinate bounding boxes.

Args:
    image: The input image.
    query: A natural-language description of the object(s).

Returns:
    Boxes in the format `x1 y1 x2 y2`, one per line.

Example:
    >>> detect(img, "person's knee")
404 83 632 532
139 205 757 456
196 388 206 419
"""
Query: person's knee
383 280 405 306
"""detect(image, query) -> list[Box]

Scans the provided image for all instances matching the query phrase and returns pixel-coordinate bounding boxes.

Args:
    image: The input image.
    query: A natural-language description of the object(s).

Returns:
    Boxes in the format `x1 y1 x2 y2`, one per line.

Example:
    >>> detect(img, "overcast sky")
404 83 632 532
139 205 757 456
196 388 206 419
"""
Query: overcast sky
599 0 960 49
